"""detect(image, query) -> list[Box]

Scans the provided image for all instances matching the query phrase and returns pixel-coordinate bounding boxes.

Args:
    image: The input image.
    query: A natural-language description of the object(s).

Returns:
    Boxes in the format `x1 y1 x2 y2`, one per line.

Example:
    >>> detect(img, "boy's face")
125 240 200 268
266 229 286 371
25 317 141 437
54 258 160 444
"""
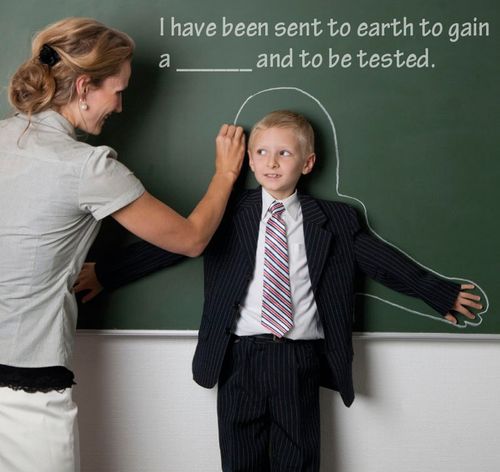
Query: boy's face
248 127 315 200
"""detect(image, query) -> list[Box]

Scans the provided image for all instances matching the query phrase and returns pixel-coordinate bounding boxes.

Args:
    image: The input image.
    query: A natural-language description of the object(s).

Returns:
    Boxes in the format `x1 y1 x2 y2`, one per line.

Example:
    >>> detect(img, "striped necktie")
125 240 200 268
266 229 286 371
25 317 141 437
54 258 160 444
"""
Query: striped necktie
261 201 293 337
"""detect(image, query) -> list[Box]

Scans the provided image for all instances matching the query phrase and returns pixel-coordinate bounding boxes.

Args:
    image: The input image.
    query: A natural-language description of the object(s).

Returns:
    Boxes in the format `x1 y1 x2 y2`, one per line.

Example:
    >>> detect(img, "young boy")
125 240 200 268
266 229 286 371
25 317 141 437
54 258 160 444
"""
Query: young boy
77 110 481 471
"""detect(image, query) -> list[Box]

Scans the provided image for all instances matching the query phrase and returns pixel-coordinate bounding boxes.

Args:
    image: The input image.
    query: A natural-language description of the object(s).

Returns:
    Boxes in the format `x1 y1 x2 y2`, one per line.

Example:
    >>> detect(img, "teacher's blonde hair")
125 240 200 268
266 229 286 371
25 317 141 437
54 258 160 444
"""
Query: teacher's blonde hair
9 17 134 116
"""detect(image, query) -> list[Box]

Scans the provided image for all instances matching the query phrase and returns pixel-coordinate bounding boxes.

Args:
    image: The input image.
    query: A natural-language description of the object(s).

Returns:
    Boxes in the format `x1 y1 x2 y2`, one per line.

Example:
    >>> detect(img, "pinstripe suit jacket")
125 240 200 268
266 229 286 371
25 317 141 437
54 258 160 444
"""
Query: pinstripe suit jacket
192 188 459 407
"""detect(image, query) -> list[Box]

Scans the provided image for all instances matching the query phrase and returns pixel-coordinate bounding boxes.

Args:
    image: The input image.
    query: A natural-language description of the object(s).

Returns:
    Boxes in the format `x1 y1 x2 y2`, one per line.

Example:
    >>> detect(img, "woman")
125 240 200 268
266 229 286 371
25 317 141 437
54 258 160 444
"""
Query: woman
0 17 244 472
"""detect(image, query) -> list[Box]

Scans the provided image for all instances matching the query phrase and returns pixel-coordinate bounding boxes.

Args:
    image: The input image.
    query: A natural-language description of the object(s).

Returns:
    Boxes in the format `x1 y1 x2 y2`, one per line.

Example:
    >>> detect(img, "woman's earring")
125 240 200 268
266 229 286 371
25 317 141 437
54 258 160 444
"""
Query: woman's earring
79 98 88 111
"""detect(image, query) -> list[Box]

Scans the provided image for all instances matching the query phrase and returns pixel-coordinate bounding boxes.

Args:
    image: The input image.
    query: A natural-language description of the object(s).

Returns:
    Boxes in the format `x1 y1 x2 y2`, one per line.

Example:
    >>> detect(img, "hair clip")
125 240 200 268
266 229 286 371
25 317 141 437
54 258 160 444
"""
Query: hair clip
39 44 61 67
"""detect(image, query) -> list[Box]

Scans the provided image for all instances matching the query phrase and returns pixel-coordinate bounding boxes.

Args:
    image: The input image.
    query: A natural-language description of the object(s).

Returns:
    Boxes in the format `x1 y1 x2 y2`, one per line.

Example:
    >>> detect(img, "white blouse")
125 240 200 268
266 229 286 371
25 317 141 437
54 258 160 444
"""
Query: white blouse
0 110 145 368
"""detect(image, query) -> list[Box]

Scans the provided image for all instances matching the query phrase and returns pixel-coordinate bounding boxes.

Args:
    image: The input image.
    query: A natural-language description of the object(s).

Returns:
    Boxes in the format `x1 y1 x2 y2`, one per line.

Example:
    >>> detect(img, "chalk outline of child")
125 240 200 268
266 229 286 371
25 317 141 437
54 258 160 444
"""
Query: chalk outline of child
233 86 489 328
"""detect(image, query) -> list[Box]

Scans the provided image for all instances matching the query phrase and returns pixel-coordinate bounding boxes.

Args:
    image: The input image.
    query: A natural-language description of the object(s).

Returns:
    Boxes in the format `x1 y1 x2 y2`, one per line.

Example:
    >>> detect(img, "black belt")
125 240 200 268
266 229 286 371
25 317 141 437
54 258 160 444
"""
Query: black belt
233 334 320 345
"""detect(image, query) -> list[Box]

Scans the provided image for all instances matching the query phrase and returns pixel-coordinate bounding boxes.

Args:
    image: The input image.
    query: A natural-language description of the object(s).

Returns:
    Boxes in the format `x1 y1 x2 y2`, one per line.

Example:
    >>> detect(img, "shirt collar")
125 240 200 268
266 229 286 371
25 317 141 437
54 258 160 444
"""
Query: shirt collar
17 109 76 139
261 188 300 221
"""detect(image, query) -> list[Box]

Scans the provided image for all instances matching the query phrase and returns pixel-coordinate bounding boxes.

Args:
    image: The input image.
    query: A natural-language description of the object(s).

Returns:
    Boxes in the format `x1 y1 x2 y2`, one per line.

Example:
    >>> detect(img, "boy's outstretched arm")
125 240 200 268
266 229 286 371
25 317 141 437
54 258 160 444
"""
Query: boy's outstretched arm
354 231 483 323
443 284 482 324
73 240 186 303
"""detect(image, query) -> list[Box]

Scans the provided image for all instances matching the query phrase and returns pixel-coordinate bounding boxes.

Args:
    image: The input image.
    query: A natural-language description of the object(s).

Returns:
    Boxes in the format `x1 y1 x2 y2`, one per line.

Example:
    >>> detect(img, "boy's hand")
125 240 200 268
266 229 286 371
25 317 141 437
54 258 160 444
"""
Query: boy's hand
73 262 103 303
215 124 245 183
444 284 483 325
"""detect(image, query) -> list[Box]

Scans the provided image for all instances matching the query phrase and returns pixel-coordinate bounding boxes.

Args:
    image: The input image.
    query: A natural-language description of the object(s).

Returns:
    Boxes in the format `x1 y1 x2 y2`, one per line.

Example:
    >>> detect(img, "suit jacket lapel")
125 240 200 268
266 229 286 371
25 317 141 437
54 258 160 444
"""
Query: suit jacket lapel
234 189 262 267
233 190 333 290
299 193 333 291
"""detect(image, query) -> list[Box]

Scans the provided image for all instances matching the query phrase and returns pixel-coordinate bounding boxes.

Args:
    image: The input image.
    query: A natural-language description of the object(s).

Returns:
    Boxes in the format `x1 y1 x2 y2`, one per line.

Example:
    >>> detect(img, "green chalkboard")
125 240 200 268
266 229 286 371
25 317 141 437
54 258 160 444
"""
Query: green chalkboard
1 0 497 334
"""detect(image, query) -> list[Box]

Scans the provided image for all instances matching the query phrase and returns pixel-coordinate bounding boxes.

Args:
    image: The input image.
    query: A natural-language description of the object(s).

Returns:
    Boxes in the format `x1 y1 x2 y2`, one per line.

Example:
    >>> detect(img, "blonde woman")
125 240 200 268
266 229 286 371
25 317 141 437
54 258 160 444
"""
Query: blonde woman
0 17 244 472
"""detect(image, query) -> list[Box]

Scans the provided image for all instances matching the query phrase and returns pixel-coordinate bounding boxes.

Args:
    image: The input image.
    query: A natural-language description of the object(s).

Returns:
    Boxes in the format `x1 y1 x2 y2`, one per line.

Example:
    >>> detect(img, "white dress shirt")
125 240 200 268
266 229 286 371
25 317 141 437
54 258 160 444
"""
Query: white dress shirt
234 188 325 339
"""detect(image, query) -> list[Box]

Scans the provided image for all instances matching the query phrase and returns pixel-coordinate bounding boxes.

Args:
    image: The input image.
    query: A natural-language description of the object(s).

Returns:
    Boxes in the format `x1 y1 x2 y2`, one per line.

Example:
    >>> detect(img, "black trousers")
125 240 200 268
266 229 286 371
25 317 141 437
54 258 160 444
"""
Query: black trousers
217 335 322 472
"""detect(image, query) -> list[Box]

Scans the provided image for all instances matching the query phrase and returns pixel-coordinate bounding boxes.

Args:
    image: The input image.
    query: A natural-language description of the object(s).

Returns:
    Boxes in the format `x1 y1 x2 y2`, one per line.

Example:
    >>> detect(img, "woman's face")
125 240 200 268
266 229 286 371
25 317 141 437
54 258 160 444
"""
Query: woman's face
81 60 131 135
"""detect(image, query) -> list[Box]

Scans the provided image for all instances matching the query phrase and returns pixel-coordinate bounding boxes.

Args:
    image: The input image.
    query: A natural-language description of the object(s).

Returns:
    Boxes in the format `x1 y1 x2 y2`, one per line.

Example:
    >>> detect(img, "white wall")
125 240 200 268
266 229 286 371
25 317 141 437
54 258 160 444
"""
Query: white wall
73 334 500 472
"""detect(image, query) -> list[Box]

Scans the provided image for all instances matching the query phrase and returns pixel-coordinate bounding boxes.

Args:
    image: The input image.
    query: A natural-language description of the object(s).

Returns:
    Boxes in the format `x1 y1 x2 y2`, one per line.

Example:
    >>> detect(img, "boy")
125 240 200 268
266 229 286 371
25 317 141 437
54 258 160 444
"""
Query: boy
77 110 481 471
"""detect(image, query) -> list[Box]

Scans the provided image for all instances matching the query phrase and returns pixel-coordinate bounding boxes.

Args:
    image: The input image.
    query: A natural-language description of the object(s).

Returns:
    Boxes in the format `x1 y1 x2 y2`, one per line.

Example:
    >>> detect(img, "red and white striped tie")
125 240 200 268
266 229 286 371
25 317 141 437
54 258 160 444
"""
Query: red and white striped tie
261 201 293 337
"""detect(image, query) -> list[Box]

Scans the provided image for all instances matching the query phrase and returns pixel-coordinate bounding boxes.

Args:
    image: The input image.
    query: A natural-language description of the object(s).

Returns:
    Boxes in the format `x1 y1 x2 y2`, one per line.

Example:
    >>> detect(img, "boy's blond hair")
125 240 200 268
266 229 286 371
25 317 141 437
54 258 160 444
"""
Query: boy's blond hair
248 110 315 155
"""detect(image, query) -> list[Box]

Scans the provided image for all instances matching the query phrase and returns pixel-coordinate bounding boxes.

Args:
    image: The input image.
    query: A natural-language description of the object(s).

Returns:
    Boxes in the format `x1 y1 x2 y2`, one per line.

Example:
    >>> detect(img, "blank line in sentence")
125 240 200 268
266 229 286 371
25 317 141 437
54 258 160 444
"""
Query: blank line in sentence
176 68 253 72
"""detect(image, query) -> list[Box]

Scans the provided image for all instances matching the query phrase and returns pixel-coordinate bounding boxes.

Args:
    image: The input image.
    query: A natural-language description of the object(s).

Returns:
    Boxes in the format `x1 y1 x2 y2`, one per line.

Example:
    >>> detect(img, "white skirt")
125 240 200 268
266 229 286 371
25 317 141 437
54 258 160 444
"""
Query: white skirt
0 386 80 472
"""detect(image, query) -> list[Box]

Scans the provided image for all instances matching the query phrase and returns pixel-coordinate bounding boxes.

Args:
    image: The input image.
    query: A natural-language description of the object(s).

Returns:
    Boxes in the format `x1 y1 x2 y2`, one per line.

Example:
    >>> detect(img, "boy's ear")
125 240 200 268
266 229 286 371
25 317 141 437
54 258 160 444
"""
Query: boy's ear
302 153 316 175
247 149 255 172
